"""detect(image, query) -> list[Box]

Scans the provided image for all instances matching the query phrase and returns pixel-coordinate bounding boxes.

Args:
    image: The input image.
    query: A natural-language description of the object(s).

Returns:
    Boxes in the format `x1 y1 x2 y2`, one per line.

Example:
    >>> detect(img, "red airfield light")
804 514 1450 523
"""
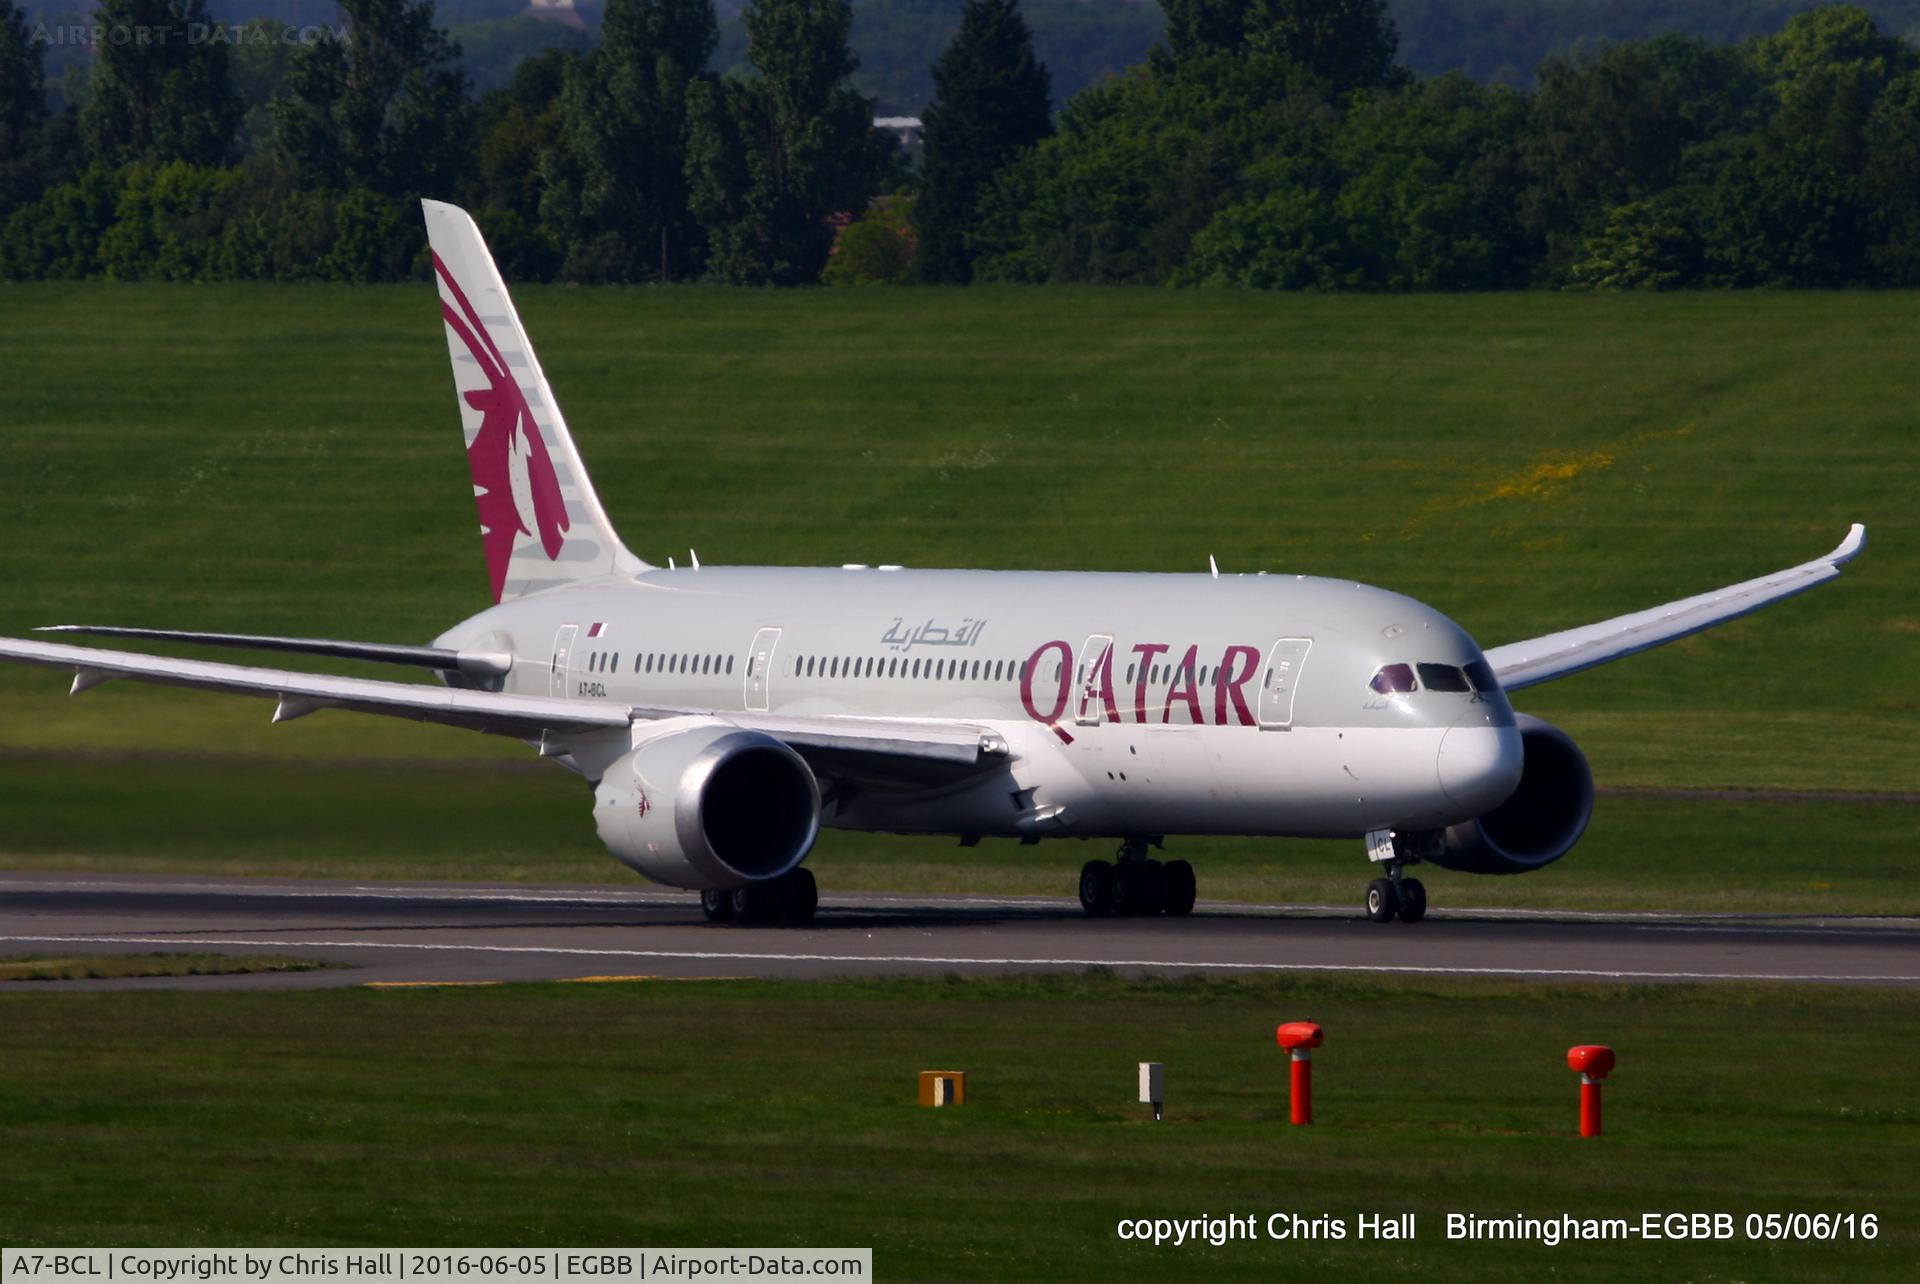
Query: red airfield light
1276 1022 1324 1125
1567 1045 1616 1137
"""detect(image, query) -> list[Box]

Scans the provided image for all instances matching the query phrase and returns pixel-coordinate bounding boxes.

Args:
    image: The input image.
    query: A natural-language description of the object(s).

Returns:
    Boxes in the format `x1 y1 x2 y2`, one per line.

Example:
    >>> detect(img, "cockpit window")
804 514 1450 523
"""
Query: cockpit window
1369 663 1417 694
1417 662 1471 693
1463 659 1499 693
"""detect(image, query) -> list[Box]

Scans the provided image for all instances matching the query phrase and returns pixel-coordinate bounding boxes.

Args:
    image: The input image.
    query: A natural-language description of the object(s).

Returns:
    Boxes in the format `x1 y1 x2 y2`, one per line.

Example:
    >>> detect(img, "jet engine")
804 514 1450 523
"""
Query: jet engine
593 720 821 890
1429 714 1593 875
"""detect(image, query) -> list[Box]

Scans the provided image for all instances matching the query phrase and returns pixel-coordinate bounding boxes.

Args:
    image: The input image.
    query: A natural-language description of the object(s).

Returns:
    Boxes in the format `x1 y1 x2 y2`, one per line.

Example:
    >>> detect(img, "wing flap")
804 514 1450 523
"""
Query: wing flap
34 625 510 677
1484 524 1865 692
0 637 627 740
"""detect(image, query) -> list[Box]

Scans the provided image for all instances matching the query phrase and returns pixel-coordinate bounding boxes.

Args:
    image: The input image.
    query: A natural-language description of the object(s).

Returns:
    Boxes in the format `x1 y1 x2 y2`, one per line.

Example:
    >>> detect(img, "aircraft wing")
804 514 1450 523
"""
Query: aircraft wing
0 636 631 739
0 637 1011 777
1483 524 1865 692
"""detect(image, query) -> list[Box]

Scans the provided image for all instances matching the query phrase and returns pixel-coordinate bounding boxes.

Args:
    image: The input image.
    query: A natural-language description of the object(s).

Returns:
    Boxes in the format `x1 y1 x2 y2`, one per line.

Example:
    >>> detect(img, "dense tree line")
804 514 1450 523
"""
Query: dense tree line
971 1 1920 287
1 0 1916 288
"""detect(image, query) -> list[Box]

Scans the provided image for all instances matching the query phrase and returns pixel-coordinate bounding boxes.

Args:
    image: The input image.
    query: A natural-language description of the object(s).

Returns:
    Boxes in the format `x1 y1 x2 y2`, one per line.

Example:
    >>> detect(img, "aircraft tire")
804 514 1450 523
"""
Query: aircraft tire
1395 877 1427 923
1138 860 1167 915
1365 878 1399 923
1110 863 1146 916
1163 860 1197 916
730 884 777 924
1079 860 1115 917
700 888 733 923
779 868 818 925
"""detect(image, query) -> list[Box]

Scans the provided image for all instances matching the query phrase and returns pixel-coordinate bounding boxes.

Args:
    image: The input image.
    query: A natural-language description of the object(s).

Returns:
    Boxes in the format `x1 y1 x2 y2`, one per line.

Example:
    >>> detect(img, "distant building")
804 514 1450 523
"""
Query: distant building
525 0 588 29
874 117 923 149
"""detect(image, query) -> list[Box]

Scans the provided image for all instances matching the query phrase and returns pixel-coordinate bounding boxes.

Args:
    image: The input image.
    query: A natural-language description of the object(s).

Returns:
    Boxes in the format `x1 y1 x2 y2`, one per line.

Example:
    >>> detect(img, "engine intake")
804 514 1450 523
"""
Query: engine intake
594 720 821 889
1430 714 1592 875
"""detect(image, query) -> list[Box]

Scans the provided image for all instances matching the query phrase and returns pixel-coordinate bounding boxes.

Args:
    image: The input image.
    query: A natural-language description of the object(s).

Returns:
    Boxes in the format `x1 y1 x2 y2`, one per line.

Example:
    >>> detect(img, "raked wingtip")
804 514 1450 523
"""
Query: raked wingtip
1831 523 1867 566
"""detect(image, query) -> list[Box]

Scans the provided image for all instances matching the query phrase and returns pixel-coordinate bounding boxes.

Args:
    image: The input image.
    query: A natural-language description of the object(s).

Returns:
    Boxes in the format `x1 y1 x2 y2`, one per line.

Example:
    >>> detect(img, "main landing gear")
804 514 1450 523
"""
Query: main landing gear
700 867 818 926
1079 837 1196 918
1363 828 1428 924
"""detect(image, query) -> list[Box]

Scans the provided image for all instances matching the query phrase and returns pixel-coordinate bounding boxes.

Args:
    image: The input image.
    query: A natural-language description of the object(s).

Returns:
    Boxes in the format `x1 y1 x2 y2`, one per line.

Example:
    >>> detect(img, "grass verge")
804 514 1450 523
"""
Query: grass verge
0 953 333 982
0 973 1914 1279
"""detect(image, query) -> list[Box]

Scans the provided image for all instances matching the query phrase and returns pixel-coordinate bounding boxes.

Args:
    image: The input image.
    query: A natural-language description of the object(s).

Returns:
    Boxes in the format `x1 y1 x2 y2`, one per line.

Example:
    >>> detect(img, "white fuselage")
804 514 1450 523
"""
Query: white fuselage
436 564 1526 842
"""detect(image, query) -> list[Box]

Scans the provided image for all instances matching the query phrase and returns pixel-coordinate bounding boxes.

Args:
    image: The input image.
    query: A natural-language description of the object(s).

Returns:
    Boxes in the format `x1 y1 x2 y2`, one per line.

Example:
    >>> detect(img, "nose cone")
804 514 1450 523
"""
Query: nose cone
1437 717 1524 816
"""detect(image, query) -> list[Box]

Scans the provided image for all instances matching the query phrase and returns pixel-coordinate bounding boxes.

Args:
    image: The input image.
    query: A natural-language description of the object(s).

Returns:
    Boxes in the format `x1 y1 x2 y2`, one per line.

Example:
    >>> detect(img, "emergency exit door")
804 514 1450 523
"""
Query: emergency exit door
743 626 782 712
1257 638 1312 730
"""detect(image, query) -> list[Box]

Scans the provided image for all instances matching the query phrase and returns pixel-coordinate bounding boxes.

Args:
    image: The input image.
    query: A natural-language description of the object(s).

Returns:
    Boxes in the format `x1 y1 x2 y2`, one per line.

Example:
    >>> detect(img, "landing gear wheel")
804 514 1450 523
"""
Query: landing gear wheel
700 888 733 923
1365 877 1400 923
1139 859 1168 915
1110 862 1148 916
1395 877 1427 924
779 867 818 925
728 884 760 923
1079 860 1115 917
1162 860 1197 916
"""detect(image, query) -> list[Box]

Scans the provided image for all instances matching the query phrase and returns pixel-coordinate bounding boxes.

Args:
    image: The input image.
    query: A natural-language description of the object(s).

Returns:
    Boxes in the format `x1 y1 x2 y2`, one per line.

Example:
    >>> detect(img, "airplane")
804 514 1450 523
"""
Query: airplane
0 200 1867 927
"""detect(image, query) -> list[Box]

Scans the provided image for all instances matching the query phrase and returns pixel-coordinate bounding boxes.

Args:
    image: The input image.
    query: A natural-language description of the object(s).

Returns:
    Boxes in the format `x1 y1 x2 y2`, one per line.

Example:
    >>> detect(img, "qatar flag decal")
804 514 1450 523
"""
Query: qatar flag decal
587 622 607 638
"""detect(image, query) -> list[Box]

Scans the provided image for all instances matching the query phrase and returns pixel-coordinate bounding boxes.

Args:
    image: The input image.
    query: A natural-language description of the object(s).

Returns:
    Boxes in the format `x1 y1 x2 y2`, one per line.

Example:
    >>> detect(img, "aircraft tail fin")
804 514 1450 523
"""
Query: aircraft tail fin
423 199 647 603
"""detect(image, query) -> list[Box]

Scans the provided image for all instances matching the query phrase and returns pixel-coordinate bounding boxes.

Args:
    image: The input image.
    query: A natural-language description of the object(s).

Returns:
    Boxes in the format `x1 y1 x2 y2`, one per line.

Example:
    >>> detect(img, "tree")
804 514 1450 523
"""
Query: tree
823 194 917 283
272 0 470 200
1864 70 1920 283
915 0 1051 283
79 0 239 168
1567 198 1699 289
1159 0 1401 92
540 0 716 282
685 0 882 284
969 53 1336 285
1519 35 1756 280
0 0 48 214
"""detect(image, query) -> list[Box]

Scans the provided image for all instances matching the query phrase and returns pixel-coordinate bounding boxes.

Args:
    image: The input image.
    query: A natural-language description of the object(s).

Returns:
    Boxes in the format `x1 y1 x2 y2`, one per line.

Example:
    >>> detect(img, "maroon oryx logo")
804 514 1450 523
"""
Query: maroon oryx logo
434 251 570 602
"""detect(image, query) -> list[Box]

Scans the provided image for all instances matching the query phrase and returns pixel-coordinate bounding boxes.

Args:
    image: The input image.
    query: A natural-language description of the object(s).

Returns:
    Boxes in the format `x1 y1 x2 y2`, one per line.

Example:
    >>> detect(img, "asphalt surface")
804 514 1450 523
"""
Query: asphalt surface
1 872 1916 990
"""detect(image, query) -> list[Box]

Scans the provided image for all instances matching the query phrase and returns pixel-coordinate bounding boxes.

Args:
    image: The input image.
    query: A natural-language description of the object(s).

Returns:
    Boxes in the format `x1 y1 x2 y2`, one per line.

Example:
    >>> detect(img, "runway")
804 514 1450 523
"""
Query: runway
0 872 1915 989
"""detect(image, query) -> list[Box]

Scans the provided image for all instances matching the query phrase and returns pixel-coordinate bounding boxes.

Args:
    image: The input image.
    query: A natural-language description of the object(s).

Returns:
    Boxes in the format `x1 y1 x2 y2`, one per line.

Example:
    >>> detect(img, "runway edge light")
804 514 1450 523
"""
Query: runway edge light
1566 1045 1616 1137
1139 1061 1165 1121
1276 1022 1324 1125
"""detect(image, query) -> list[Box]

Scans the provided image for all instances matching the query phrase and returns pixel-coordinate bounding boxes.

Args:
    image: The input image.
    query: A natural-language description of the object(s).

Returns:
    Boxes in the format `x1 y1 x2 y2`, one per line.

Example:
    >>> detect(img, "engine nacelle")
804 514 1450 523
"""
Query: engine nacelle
593 719 821 890
1430 714 1593 875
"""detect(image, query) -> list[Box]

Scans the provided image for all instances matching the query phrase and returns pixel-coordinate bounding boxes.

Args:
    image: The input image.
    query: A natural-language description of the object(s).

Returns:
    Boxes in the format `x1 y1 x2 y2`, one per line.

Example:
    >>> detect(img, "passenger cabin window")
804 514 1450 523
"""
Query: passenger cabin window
1369 663 1417 694
1417 662 1471 693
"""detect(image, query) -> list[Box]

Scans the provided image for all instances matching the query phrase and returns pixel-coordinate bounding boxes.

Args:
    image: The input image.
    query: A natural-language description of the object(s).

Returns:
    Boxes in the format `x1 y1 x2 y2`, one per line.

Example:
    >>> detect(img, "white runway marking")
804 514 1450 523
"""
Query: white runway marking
1 933 1913 984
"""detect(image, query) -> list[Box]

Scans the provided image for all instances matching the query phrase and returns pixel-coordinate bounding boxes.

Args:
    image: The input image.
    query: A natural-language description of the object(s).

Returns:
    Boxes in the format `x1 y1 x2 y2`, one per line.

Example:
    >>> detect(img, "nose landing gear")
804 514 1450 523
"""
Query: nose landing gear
1363 829 1430 924
1365 874 1426 923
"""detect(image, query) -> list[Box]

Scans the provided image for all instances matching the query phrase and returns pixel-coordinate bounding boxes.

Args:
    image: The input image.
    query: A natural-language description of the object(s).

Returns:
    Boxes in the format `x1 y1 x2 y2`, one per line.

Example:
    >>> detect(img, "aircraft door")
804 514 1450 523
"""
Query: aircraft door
1075 633 1115 726
549 623 579 698
744 626 782 712
1257 637 1313 730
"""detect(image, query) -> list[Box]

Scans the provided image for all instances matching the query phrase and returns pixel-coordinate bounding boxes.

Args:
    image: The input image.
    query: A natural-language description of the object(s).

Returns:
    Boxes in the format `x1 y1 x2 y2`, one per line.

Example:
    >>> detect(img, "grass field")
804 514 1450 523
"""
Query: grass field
0 283 1914 909
0 973 1914 1279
